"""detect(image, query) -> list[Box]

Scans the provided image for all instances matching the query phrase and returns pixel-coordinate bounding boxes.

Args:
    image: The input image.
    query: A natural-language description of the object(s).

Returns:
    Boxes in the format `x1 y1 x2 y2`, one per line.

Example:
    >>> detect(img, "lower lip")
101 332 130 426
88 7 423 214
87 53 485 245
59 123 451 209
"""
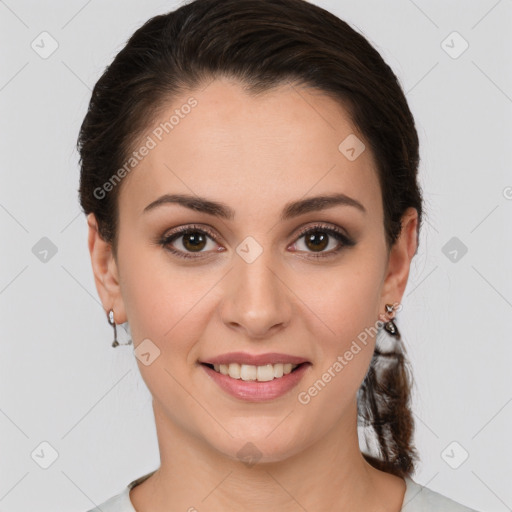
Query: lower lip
200 363 311 402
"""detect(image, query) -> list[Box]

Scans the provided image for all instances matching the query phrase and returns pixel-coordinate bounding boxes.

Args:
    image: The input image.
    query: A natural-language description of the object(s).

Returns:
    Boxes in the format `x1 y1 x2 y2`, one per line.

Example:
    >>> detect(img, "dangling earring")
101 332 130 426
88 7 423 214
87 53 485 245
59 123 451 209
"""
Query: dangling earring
108 309 133 348
383 303 400 337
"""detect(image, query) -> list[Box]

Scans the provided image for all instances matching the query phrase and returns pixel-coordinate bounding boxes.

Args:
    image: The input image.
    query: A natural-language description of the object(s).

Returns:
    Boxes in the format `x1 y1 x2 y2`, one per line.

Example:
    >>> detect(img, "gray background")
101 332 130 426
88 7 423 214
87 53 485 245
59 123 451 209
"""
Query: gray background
1 0 511 510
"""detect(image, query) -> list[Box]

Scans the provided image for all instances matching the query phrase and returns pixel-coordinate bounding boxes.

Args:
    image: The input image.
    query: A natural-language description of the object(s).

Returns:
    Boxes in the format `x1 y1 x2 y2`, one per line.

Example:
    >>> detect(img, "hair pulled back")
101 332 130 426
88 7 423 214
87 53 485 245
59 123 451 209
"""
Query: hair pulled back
78 0 423 478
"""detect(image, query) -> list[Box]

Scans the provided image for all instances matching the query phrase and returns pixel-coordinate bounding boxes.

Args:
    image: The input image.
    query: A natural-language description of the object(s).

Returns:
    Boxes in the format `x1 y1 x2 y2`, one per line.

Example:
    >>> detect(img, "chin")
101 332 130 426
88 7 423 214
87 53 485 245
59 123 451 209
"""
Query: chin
206 428 305 466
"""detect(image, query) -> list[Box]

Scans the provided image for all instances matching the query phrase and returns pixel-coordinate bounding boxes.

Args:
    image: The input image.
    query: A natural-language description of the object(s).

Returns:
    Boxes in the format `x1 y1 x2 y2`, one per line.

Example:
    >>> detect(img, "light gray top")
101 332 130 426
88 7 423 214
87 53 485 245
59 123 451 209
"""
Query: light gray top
86 470 481 512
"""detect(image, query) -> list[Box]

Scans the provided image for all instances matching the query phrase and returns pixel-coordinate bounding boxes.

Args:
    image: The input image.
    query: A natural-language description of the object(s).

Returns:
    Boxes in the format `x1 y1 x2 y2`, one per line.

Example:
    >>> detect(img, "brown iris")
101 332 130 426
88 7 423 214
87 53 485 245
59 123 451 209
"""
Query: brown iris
304 230 329 252
182 231 207 252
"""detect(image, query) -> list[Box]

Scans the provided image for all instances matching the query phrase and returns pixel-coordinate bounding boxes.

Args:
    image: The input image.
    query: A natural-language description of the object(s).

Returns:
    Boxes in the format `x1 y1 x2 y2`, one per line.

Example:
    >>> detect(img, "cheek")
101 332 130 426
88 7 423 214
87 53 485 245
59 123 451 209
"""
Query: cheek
294 269 380 423
118 249 227 379
117 236 203 344
121 271 209 348
296 261 383 345
290 256 383 401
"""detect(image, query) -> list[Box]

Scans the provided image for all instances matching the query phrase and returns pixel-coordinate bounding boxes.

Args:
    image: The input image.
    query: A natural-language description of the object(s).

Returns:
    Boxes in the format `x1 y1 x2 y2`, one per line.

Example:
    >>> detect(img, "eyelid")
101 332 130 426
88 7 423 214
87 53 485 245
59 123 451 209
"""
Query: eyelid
292 222 351 241
162 222 350 242
159 221 355 259
161 223 222 243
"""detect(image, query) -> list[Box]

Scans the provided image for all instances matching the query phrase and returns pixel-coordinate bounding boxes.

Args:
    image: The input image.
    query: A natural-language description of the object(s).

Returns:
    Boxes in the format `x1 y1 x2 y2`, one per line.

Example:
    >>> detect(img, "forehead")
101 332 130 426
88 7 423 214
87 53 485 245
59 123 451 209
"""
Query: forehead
117 78 382 222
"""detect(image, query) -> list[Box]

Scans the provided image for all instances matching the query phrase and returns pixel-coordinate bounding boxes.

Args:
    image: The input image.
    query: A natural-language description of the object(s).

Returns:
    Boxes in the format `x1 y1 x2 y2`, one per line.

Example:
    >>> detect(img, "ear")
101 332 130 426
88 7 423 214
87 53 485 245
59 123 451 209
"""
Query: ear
379 207 419 315
87 213 127 324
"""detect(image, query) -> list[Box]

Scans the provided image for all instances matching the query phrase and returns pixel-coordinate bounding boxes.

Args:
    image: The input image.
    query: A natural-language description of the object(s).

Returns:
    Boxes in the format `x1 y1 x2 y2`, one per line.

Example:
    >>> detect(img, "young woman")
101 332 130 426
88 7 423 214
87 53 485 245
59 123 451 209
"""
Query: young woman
79 0 480 510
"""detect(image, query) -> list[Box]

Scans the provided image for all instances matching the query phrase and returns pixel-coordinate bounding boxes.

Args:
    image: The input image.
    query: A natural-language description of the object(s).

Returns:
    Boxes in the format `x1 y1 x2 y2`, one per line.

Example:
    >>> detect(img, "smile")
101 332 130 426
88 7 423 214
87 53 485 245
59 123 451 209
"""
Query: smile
205 362 300 381
200 362 311 402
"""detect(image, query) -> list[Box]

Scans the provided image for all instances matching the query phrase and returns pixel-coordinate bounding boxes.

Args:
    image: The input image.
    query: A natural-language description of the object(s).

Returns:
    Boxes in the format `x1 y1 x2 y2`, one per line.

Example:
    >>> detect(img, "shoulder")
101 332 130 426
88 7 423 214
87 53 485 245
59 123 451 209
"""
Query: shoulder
402 477 481 512
84 470 157 512
85 487 134 512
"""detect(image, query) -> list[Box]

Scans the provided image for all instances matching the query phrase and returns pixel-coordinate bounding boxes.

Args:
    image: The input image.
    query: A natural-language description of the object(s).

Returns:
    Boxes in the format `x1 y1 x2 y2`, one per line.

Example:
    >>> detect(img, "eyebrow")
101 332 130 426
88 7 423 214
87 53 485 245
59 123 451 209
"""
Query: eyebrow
143 192 367 220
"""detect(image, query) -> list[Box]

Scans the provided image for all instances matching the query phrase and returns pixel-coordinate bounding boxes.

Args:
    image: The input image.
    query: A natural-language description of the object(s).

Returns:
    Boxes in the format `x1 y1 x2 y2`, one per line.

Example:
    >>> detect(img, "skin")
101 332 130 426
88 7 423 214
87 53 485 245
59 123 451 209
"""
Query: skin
87 77 418 512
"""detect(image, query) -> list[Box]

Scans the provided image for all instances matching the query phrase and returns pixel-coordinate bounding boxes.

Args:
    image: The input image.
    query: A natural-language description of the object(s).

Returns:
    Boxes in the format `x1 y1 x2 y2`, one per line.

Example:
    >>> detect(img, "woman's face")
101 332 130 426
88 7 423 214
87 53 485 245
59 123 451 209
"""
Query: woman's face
89 77 417 463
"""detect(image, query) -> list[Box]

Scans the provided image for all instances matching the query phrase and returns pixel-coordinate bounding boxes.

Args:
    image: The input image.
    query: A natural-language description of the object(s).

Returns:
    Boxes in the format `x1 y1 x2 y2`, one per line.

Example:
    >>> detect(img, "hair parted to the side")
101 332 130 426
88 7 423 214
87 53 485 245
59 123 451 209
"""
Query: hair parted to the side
77 0 423 479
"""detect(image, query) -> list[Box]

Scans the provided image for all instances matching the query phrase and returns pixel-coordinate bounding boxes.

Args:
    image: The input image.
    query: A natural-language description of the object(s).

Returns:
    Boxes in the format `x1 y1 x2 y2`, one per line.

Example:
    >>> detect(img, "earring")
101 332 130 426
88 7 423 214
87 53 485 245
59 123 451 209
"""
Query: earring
108 309 133 348
383 303 400 337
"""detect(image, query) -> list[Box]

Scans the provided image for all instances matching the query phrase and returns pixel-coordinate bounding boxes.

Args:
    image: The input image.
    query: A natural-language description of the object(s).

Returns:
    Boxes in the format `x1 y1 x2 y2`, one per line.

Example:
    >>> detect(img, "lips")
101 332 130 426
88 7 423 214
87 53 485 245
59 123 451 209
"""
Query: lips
200 351 309 366
200 360 311 402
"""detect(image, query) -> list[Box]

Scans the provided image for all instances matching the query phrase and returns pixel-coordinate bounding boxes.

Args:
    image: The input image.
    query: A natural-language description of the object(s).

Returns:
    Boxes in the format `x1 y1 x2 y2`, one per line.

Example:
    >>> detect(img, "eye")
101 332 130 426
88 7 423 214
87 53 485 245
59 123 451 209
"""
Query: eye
158 224 221 260
289 223 355 259
158 222 355 260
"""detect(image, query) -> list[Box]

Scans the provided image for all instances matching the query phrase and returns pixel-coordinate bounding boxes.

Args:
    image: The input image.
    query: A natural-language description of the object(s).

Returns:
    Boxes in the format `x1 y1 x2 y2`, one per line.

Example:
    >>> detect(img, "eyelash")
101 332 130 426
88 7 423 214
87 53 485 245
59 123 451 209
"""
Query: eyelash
158 223 355 260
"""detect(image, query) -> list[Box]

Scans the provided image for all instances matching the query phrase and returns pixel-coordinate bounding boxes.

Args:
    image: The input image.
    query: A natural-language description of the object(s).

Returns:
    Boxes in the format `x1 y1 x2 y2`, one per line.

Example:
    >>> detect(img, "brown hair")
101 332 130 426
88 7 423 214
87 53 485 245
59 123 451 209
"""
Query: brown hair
77 0 423 478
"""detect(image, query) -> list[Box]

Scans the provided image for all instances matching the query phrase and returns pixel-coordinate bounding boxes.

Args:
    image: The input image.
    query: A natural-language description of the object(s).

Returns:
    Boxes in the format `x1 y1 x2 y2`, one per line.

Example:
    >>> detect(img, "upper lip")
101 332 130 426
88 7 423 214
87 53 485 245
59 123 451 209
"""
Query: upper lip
201 352 309 366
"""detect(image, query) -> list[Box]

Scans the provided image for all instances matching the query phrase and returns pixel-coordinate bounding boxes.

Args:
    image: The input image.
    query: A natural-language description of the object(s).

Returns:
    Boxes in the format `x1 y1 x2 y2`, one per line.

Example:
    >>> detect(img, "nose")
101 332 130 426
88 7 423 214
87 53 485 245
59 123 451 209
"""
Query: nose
220 250 293 339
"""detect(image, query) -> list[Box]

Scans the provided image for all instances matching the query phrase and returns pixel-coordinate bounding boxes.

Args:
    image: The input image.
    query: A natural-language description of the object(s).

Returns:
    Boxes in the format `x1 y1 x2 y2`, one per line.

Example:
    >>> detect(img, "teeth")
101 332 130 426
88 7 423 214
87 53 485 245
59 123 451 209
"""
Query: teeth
211 362 300 381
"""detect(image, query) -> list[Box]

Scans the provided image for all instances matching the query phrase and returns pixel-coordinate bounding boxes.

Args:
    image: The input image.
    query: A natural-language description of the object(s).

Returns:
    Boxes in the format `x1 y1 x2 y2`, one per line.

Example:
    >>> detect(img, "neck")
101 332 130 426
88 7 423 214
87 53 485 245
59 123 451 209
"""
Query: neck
130 397 406 512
